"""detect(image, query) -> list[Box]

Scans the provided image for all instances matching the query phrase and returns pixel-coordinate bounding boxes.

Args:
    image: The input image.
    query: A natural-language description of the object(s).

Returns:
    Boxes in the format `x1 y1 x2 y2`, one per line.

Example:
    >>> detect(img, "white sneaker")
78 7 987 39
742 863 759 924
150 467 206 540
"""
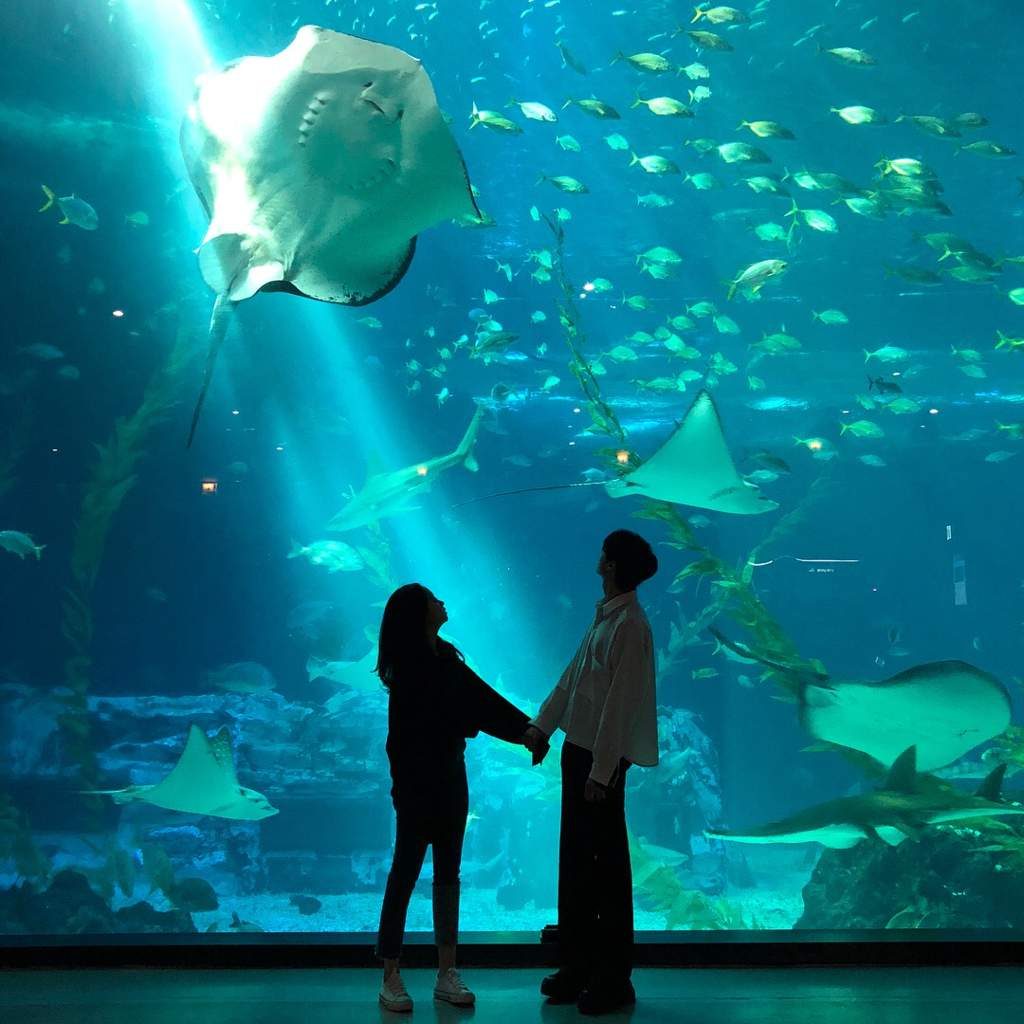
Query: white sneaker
379 970 413 1013
434 966 476 1006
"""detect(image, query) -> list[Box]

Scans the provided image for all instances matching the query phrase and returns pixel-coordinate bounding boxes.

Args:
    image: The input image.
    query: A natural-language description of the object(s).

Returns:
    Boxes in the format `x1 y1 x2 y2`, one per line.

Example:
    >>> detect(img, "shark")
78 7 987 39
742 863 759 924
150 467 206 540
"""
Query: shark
179 25 480 446
0 101 165 160
706 745 1024 849
327 406 485 532
80 723 278 821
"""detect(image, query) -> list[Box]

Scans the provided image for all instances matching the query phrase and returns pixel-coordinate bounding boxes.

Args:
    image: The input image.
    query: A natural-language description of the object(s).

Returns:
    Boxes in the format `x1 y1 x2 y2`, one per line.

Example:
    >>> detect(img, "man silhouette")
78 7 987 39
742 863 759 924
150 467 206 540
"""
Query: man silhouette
523 529 659 1016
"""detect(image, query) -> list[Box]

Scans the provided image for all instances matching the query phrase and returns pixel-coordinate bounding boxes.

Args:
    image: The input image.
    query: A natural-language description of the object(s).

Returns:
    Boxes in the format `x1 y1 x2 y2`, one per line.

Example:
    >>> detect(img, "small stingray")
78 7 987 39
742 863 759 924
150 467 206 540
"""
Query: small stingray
80 723 278 820
180 26 480 446
455 389 776 516
604 390 777 514
801 660 1012 772
311 648 382 704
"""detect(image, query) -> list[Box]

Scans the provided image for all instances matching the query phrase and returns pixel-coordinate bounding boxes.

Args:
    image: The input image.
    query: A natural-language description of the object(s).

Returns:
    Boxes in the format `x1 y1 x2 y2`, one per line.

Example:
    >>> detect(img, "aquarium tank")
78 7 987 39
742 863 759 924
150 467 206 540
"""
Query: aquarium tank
2 0 1024 941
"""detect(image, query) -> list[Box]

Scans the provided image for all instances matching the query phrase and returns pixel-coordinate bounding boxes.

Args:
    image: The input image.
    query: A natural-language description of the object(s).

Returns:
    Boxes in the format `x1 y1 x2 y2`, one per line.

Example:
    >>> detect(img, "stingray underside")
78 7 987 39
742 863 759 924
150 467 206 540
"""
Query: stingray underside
800 660 1011 772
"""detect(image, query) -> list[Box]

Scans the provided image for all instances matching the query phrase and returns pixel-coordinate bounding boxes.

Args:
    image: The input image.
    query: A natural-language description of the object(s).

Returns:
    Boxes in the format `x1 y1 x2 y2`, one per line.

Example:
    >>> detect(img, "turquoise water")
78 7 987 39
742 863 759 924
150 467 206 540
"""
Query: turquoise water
1 0 1023 937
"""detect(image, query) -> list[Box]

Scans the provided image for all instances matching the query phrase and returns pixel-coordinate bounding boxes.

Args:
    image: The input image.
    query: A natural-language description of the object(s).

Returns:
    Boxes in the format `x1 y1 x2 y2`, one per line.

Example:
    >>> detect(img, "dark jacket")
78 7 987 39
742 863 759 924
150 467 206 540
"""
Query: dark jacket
385 639 530 814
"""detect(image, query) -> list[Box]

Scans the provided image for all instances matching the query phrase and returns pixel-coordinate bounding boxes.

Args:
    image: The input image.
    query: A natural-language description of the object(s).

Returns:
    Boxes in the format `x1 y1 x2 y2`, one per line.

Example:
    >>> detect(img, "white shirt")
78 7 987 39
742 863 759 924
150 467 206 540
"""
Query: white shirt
530 590 659 787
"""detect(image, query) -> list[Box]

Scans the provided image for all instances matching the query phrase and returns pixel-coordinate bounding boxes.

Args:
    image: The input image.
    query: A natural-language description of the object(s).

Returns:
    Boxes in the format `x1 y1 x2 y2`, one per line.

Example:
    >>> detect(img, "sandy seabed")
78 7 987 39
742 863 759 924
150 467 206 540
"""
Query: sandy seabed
189 877 808 936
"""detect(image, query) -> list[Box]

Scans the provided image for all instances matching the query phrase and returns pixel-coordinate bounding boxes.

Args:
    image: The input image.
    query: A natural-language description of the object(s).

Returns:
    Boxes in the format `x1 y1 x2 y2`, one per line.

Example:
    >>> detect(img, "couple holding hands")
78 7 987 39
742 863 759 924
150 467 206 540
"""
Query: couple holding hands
374 529 660 1016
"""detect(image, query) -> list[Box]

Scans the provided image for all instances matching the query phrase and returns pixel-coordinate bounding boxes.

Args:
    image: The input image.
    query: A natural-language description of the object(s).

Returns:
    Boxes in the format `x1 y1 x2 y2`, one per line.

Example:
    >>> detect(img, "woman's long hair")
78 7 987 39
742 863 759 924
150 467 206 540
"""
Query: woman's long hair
376 584 430 689
376 583 463 689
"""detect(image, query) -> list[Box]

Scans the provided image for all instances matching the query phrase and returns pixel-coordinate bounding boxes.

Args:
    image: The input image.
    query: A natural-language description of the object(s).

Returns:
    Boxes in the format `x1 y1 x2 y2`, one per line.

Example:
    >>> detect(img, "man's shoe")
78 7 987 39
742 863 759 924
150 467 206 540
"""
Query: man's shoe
434 966 476 1006
378 970 413 1013
577 979 636 1016
540 969 586 1003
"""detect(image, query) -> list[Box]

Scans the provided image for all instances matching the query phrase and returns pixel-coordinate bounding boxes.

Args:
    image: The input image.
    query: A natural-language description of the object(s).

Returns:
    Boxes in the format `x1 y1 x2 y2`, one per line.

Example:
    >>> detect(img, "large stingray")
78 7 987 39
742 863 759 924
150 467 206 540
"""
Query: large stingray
80 723 278 821
180 25 480 446
456 389 776 516
800 660 1012 773
710 629 1011 772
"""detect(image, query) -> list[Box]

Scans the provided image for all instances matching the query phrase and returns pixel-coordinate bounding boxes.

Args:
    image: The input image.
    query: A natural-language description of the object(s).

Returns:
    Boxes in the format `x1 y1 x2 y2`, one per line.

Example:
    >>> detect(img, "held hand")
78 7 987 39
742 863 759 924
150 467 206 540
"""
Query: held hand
521 725 543 751
584 778 607 803
521 726 550 765
531 738 550 766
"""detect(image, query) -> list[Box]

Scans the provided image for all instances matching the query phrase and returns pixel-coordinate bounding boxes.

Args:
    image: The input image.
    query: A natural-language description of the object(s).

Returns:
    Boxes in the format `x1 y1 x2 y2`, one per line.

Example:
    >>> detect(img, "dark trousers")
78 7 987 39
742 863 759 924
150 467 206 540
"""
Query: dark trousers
558 740 633 986
375 782 467 960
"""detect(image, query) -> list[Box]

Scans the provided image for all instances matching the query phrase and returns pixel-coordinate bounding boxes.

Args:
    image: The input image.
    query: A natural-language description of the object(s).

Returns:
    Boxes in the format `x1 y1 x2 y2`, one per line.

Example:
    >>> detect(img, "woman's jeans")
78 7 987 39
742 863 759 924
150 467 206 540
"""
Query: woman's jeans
375 782 468 960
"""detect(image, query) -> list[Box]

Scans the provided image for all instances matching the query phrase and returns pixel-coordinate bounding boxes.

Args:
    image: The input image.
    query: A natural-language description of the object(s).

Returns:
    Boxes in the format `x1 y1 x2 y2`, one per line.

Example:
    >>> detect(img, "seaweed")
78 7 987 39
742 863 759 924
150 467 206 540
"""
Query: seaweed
543 214 627 447
58 322 196 822
745 473 835 573
354 522 396 592
628 828 760 930
545 223 892 793
80 833 140 902
543 217 825 695
985 727 1024 773
655 475 837 700
0 788 52 889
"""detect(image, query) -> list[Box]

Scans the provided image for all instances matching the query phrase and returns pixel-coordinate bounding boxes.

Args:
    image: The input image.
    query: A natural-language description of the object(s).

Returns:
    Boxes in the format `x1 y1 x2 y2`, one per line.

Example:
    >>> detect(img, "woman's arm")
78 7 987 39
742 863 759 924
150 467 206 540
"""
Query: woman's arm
454 662 532 743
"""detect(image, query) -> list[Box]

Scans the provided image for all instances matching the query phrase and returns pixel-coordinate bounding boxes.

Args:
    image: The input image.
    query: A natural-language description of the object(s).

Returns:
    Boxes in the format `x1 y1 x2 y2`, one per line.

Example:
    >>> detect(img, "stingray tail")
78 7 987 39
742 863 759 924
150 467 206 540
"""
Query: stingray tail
186 293 234 449
77 789 131 804
451 479 603 510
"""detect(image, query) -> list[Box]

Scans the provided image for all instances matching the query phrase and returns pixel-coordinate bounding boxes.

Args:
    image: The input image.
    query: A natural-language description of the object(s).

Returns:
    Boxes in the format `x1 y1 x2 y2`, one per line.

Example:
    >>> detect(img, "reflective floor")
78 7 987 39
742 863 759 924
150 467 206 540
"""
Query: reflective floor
2 967 1024 1023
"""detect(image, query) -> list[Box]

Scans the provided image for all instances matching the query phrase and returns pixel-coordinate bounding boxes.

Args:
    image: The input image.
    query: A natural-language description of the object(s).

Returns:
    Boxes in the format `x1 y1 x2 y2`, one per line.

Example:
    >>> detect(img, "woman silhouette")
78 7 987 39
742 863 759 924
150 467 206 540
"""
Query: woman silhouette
374 582 540 1012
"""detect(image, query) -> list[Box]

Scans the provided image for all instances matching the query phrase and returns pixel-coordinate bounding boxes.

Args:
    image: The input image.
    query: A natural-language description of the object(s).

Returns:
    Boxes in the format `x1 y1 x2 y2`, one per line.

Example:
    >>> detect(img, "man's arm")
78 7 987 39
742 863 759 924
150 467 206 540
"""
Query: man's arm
588 618 651 787
529 631 589 738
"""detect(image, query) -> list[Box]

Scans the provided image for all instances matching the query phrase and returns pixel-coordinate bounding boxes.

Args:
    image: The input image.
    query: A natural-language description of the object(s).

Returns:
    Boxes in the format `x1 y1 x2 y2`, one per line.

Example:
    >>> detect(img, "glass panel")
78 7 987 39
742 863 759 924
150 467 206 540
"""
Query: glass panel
1 0 1021 942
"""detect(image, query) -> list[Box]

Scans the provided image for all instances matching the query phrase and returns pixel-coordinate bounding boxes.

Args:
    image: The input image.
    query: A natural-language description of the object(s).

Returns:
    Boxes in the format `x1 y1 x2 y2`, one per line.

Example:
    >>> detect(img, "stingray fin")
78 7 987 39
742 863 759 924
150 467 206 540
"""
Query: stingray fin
205 727 244 793
186 294 234 448
198 233 285 301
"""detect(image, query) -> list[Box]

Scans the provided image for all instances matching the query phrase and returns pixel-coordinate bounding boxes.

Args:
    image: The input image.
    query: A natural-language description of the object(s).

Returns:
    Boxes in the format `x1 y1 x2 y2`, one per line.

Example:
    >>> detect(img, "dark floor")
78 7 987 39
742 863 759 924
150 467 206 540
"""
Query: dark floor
2 966 1024 1023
